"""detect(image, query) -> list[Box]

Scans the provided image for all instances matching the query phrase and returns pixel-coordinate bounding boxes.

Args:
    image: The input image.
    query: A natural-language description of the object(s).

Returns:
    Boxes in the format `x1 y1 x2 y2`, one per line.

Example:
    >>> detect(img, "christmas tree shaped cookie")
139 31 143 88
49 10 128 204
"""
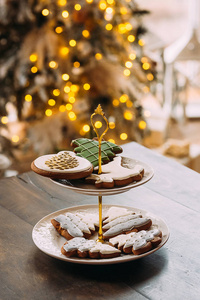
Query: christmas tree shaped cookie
71 138 122 167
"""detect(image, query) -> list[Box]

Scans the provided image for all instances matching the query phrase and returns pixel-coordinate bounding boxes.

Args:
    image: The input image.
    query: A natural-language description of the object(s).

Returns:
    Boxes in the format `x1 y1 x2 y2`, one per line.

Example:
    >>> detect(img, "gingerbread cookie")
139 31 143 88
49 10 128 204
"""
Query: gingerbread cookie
109 228 162 255
51 213 92 240
85 156 144 188
71 138 123 167
31 151 93 179
61 237 121 259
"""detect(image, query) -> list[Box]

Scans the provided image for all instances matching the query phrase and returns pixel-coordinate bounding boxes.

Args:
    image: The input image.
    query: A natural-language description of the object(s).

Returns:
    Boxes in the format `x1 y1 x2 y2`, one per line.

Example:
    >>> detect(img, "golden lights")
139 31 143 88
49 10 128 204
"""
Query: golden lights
105 23 113 31
11 135 19 143
112 99 119 107
120 94 128 103
125 61 132 68
82 124 90 133
138 120 147 130
45 109 53 116
124 111 133 120
109 122 115 129
142 62 150 70
99 0 107 10
123 69 131 76
74 4 81 11
42 9 49 16
120 133 128 140
95 53 102 60
31 66 38 73
62 73 70 81
83 83 90 90
53 89 60 96
129 52 136 60
48 99 56 106
55 26 63 34
127 35 135 42
69 39 76 47
49 61 57 69
68 111 77 121
94 121 102 129
57 0 67 6
73 61 80 68
29 54 37 62
1 116 8 124
62 10 69 18
82 30 90 38
108 138 115 143
25 94 32 102
60 47 69 56
66 103 72 110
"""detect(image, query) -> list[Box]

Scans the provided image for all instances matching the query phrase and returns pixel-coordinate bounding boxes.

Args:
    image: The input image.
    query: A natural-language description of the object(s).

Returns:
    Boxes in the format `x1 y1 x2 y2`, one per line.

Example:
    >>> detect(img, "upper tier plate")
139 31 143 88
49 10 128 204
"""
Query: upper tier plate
51 157 154 196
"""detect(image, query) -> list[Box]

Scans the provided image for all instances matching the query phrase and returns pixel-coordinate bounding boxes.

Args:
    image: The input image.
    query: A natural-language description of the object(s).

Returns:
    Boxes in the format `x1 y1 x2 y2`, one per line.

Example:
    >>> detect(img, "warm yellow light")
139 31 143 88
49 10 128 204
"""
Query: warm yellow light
138 120 147 130
105 23 113 31
62 73 70 81
108 138 115 143
95 53 102 60
69 39 76 47
71 85 79 92
106 7 113 14
107 0 114 4
109 122 115 129
83 83 90 90
95 121 102 129
147 73 154 81
29 54 37 62
138 39 145 46
142 62 150 70
64 85 70 93
12 135 19 143
127 35 135 42
74 61 80 68
48 99 56 106
31 66 38 73
74 4 81 11
141 57 148 63
124 111 133 120
82 124 90 133
55 26 63 34
112 99 119 107
82 30 90 38
59 105 66 112
45 109 53 116
124 69 131 76
99 0 107 10
120 133 128 140
69 96 75 103
53 89 60 96
120 94 128 103
126 100 133 108
25 94 32 102
86 0 93 3
1 116 8 124
60 46 69 56
129 53 136 60
49 61 57 69
125 61 133 68
143 86 150 93
58 0 67 6
125 23 132 31
118 23 126 34
66 103 72 110
120 7 128 15
42 9 49 16
68 111 77 121
62 10 69 18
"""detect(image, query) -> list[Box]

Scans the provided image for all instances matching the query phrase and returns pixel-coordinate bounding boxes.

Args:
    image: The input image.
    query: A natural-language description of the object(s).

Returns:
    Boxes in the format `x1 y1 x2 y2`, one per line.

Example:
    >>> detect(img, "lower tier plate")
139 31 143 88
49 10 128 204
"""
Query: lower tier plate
32 204 169 265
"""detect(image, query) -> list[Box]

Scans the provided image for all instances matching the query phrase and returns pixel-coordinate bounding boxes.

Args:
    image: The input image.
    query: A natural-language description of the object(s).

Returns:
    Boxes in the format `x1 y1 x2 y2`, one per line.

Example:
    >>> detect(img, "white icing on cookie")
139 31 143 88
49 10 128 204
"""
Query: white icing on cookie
86 156 144 184
109 232 137 248
103 207 135 224
34 151 92 173
55 215 84 238
75 212 99 232
103 213 142 230
65 212 91 234
89 242 121 255
63 237 86 251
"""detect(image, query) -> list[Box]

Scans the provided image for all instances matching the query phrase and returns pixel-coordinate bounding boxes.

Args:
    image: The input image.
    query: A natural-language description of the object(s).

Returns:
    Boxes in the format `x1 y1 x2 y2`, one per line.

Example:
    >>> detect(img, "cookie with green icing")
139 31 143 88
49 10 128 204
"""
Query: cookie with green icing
71 138 123 167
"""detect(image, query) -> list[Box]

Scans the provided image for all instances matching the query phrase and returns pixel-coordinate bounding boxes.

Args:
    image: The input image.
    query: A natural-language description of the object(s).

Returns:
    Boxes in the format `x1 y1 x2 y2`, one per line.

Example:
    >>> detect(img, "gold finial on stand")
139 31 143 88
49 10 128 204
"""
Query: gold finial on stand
91 104 109 243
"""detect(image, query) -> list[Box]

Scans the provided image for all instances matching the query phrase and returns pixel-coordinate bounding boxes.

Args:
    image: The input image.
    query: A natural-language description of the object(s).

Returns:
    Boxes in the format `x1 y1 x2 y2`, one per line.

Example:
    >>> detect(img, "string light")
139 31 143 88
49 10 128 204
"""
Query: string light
138 39 145 46
129 52 136 60
31 66 38 73
69 96 75 103
69 39 76 47
71 85 79 92
118 24 127 34
125 61 133 68
112 99 119 106
68 111 77 121
48 99 56 106
82 30 90 38
53 89 60 96
57 0 67 6
119 94 128 103
143 86 150 93
24 94 32 102
124 111 133 120
109 122 115 129
42 9 49 16
95 53 102 60
55 27 63 34
105 23 113 31
1 116 8 124
49 61 57 69
108 138 115 143
12 135 19 143
45 109 53 116
82 124 90 133
29 54 37 62
86 0 93 3
126 100 133 108
123 69 131 76
64 85 70 93
62 73 70 81
127 35 135 42
83 83 90 90
147 73 154 81
74 4 81 11
99 0 107 10
95 121 102 128
106 7 113 14
120 7 128 15
66 103 72 110
141 57 148 63
62 10 69 18
60 47 69 56
59 105 66 112
142 62 150 70
73 61 80 68
120 133 128 140
138 120 147 130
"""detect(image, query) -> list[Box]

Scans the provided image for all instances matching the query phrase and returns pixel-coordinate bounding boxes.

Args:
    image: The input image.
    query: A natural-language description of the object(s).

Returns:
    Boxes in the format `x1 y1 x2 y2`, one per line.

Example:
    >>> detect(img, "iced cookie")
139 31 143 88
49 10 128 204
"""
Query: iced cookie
71 138 123 167
51 213 92 240
31 151 93 179
109 228 162 255
61 237 121 259
85 156 144 188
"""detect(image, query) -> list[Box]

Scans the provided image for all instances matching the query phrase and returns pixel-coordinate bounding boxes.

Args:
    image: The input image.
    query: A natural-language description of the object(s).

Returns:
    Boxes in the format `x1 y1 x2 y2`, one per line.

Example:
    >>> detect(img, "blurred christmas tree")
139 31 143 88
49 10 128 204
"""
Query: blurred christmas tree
0 0 155 156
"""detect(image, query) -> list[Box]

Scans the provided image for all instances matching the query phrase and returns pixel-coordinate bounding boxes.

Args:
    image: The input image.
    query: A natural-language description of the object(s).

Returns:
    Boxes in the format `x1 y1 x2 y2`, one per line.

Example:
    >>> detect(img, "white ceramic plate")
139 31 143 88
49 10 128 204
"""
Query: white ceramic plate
51 157 154 196
32 204 169 265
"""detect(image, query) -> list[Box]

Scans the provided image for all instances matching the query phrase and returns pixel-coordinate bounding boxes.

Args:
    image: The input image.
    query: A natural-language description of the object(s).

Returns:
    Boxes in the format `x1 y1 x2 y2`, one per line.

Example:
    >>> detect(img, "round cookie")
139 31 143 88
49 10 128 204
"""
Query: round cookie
31 151 93 179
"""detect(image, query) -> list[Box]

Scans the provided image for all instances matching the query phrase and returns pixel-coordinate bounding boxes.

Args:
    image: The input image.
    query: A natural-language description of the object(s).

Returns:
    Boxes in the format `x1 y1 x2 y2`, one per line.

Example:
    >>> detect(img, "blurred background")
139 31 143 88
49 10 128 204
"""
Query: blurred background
0 0 200 177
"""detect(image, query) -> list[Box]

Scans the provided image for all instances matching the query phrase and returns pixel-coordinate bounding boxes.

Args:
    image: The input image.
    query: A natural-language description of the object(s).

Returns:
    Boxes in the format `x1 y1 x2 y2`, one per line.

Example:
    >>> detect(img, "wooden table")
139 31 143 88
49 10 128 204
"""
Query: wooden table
1 142 200 300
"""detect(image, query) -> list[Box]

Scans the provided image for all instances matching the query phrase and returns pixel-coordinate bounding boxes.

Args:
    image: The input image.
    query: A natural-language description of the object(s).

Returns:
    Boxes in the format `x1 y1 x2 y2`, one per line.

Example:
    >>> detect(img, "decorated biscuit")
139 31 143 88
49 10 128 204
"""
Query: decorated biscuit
85 156 144 188
109 228 162 255
71 138 123 167
31 150 93 179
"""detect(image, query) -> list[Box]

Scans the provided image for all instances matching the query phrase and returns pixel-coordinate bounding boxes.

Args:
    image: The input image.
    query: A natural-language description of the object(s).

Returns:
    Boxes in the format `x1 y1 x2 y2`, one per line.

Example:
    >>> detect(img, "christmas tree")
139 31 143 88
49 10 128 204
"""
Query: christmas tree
0 0 155 156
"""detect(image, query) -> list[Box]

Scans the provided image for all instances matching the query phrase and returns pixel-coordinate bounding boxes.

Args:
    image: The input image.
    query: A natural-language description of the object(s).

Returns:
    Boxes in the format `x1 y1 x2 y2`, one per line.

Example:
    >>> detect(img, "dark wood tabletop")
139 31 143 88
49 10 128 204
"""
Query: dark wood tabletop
1 142 200 300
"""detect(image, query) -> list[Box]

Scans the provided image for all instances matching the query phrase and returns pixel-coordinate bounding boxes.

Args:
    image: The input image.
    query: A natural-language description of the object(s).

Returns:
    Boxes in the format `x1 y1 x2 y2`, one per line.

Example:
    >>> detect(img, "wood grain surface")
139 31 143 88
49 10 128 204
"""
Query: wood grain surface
0 142 200 300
